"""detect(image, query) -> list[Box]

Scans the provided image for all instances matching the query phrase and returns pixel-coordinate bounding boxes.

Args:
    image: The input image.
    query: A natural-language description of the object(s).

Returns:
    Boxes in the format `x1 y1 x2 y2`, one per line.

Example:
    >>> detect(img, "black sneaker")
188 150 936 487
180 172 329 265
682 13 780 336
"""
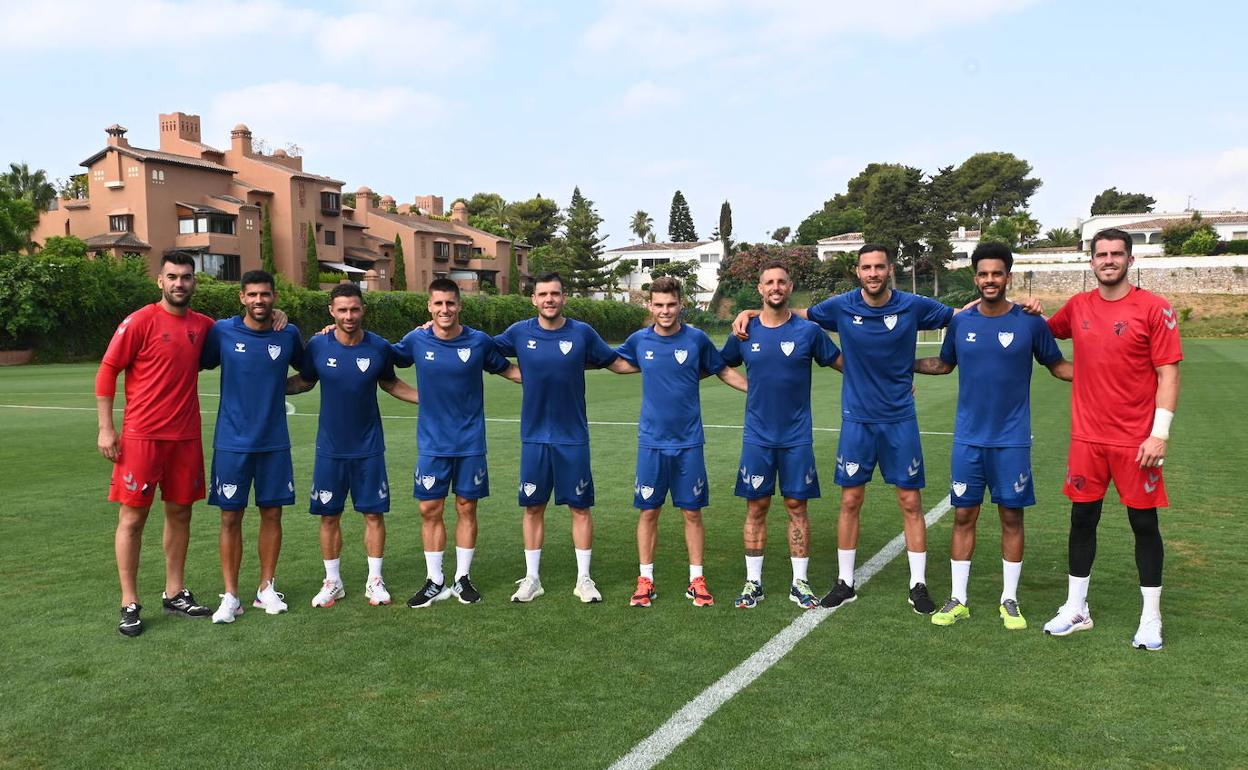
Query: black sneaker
162 589 211 617
908 582 936 615
118 602 143 637
820 579 858 609
451 575 482 604
407 579 451 609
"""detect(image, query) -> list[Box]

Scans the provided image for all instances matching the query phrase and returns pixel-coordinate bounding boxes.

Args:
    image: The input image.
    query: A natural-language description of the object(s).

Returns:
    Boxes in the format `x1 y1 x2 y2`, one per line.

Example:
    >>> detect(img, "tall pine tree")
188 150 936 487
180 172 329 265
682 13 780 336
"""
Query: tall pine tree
668 190 698 242
563 186 616 296
718 200 733 253
391 234 407 291
304 222 319 289
260 205 276 276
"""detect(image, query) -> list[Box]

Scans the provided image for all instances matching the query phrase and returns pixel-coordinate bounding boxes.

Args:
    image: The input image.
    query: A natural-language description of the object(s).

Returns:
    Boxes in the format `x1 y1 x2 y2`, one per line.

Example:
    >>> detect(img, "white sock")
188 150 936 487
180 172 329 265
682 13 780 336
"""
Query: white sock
837 548 857 586
689 563 703 581
1001 559 1022 603
575 548 592 578
639 563 654 580
454 547 474 581
745 555 764 583
324 558 341 583
907 550 927 588
424 551 444 585
950 560 971 604
367 556 383 580
524 548 542 579
790 557 809 583
1067 574 1090 608
1140 585 1162 621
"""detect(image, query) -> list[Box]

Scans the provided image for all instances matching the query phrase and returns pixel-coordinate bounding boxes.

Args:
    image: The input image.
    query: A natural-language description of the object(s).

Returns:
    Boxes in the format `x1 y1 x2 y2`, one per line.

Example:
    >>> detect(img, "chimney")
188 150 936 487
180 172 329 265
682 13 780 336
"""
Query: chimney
380 194 396 212
105 124 130 148
415 195 444 216
451 200 468 224
158 111 201 151
231 123 253 156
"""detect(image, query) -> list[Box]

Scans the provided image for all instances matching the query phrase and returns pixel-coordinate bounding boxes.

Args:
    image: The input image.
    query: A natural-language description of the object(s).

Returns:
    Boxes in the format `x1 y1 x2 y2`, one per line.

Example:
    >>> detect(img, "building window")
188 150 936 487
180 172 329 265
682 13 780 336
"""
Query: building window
245 218 254 230
127 166 140 178
640 257 670 270
454 243 470 260
1233 231 1248 240
192 253 241 281
324 230 336 246
700 253 718 263
109 215 133 232
472 246 483 256
151 169 166 183
178 215 236 235
321 191 340 214
93 169 104 181
434 242 450 259
178 218 195 234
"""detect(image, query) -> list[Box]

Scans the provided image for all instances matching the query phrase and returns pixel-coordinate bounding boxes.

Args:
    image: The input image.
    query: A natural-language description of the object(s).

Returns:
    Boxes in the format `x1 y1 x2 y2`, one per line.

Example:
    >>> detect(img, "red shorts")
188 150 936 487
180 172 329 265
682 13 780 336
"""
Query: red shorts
108 437 206 508
1063 439 1168 508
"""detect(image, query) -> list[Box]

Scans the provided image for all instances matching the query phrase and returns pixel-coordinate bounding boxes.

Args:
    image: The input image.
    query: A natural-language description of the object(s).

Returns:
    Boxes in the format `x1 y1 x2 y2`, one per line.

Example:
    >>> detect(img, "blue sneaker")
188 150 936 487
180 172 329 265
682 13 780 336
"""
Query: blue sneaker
789 579 820 610
734 580 765 609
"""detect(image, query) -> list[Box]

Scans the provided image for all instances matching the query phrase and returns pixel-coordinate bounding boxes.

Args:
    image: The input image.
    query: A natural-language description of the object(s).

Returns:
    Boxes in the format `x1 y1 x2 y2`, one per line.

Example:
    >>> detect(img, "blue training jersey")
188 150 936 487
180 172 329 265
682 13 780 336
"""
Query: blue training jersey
939 305 1063 447
392 325 510 457
299 331 397 458
616 323 726 449
201 317 304 452
808 289 953 423
494 317 618 445
721 315 840 448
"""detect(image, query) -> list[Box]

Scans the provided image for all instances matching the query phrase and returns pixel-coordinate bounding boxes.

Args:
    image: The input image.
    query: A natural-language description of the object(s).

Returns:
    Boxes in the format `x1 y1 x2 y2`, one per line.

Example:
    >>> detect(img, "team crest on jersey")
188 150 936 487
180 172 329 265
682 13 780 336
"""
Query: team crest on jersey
559 340 573 355
750 474 765 490
1114 320 1128 336
522 482 537 497
356 357 371 372
639 485 654 500
998 331 1014 348
952 481 967 497
457 348 471 362
884 314 898 330
234 342 247 353
674 349 688 364
780 341 795 356
420 474 436 490
268 344 281 360
187 330 199 343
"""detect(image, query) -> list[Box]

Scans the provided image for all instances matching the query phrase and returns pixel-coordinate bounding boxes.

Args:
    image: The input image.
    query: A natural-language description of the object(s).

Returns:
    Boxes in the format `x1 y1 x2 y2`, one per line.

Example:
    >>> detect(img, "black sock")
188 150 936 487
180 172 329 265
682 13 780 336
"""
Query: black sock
1127 507 1164 587
1069 500 1103 577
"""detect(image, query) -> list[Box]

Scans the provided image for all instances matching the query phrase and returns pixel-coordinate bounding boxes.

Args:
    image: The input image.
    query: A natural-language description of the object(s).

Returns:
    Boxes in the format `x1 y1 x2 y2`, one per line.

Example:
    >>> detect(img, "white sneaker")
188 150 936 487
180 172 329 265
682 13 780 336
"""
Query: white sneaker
311 578 345 608
212 593 243 624
1042 603 1094 636
253 580 288 615
573 574 603 604
365 575 391 606
1132 616 1163 650
510 575 545 603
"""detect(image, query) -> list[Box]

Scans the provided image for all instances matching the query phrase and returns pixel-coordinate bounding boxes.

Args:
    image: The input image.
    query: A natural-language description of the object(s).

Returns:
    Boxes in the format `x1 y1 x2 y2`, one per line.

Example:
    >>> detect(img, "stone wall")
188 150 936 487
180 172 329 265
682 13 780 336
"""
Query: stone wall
1014 266 1248 295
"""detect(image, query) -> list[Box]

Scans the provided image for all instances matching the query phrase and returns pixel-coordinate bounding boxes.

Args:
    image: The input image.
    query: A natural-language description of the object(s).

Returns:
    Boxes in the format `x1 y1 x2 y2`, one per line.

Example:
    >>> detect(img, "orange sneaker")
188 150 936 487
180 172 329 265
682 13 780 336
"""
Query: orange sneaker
686 576 714 607
630 576 656 607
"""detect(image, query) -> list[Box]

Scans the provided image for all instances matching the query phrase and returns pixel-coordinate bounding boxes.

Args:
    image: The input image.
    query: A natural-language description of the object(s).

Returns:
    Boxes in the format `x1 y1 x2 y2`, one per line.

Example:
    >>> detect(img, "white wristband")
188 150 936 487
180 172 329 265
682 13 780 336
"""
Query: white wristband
1150 408 1174 440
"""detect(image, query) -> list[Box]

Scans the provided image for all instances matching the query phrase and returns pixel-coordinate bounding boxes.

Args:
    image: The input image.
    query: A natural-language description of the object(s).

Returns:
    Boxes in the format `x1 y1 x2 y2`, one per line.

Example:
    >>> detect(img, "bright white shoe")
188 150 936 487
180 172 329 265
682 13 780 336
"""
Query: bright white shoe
253 580 288 615
573 574 603 604
510 575 545 603
1132 616 1163 650
365 575 391 606
212 593 243 624
1043 603 1094 637
311 579 345 608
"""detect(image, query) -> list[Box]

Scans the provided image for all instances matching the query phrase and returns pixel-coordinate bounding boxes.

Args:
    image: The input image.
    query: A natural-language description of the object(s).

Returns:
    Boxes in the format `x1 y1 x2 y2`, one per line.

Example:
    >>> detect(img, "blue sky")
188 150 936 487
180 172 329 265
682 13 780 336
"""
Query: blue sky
3 0 1246 245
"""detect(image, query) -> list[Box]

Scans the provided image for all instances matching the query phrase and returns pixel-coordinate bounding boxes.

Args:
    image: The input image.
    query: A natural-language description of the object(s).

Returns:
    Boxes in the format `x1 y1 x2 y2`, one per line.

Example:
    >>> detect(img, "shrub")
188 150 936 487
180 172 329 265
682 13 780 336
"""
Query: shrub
1180 229 1218 255
1161 215 1215 255
1223 239 1248 255
732 285 761 311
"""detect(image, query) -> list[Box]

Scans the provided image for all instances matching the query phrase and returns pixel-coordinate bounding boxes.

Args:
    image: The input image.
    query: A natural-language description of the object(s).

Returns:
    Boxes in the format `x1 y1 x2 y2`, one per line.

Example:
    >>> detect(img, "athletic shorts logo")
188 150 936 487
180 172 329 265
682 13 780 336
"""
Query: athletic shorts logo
750 474 765 490
965 332 977 343
674 349 688 364
327 357 337 368
998 331 1014 348
526 339 537 349
234 342 247 353
1012 472 1029 494
379 481 389 499
739 466 749 483
884 314 898 330
1144 471 1160 494
522 482 537 497
222 483 238 499
473 468 486 486
1067 473 1086 491
559 340 573 355
907 457 921 477
425 350 435 360
575 478 589 496
420 474 436 490
952 481 967 497
780 341 795 356
123 471 138 492
804 468 816 485
287 480 294 492
356 357 371 372
318 490 333 504
268 344 282 360
457 348 471 362
640 485 654 500
844 462 859 477
692 477 705 496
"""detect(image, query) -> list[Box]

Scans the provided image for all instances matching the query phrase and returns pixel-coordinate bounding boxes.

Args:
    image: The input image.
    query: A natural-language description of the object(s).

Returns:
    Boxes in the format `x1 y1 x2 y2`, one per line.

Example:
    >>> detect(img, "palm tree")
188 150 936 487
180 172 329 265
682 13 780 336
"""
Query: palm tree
1043 227 1079 247
2 163 57 212
630 210 653 243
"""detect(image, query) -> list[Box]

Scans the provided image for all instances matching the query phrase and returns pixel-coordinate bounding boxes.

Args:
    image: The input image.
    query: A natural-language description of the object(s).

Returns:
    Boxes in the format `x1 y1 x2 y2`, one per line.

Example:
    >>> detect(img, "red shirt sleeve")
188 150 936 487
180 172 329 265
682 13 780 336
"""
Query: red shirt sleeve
94 360 121 397
1048 299 1072 339
1147 296 1183 367
101 308 148 370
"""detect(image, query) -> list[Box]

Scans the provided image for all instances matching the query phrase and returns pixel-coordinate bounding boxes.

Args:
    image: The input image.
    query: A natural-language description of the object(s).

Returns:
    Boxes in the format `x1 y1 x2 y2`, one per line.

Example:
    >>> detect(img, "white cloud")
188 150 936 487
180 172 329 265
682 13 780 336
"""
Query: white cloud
612 81 683 116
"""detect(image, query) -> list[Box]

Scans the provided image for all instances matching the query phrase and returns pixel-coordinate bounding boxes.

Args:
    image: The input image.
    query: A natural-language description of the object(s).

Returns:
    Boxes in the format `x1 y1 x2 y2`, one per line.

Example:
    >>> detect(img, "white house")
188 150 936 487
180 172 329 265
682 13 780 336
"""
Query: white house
816 227 983 262
1078 211 1248 255
602 240 725 305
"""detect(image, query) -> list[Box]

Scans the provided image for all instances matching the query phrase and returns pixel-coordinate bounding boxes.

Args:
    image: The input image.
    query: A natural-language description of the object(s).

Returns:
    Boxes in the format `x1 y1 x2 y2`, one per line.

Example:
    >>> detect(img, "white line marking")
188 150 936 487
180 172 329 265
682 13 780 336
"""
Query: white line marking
609 496 954 770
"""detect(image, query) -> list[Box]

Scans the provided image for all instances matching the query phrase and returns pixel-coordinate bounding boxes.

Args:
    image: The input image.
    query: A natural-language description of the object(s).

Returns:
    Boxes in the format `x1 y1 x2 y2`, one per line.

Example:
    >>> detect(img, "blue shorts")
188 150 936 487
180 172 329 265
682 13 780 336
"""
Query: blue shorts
634 445 709 510
735 444 820 500
208 449 295 510
950 443 1035 508
836 419 925 489
519 442 594 508
414 454 489 501
309 454 390 515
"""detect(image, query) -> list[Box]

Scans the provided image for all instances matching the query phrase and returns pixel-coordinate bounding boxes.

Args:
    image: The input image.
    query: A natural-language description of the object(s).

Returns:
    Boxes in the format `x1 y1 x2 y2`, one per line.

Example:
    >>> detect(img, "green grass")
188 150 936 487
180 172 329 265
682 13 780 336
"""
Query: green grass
1 340 1246 768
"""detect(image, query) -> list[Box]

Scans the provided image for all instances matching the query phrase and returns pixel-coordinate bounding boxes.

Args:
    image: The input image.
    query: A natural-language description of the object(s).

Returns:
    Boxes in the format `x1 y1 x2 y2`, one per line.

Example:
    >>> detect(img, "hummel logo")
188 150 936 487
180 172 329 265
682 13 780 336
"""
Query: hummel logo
458 348 471 362
780 341 795 356
1013 472 1029 494
378 481 389 499
425 350 435 360
804 468 815 485
268 344 281 360
1144 471 1160 494
356 357 371 372
123 471 138 492
907 457 921 477
674 349 688 364
853 315 863 325
327 357 337 368
750 343 760 352
952 481 967 497
234 342 246 353
1163 307 1177 330
884 314 898 330
526 339 537 349
575 478 589 496
1144 480 1157 493
473 468 486 486
966 332 977 343
740 466 749 483
644 350 654 360
287 480 294 492
559 340 573 355
692 477 705 496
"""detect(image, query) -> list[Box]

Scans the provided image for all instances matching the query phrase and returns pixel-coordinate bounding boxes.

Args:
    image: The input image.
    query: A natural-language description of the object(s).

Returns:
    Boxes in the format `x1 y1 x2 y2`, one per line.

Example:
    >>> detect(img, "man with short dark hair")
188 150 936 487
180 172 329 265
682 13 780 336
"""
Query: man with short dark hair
613 276 747 608
914 243 1071 630
201 270 304 624
392 278 521 608
96 252 215 636
287 283 418 608
722 262 842 610
1042 228 1182 650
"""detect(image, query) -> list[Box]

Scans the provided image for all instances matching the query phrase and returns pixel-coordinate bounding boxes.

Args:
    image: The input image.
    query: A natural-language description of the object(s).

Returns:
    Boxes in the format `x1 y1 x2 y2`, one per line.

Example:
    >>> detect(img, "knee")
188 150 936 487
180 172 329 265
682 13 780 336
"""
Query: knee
569 507 591 522
221 511 244 531
639 509 661 525
1127 507 1160 536
258 508 282 525
953 508 979 528
840 489 864 516
681 509 702 526
1071 500 1103 530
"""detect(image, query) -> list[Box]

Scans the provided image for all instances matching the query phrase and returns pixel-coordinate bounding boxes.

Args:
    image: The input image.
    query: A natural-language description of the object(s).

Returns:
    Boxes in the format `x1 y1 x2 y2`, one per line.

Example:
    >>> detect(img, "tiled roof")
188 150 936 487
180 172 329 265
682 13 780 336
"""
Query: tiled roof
84 232 151 250
344 247 383 262
231 179 273 195
368 209 471 239
606 240 713 253
818 232 865 243
209 194 248 205
343 219 367 229
1120 215 1248 231
176 201 230 215
80 145 234 174
951 229 981 238
243 155 344 185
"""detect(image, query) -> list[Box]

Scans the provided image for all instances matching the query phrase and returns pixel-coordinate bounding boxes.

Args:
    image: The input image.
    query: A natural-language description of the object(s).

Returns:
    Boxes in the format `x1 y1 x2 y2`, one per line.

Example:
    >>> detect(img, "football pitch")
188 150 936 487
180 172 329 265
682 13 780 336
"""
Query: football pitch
1 338 1245 769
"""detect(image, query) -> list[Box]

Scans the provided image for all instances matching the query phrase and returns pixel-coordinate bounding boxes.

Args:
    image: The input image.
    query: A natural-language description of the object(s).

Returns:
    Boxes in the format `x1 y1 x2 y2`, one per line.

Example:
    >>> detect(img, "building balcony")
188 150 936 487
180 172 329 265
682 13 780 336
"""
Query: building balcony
174 232 240 254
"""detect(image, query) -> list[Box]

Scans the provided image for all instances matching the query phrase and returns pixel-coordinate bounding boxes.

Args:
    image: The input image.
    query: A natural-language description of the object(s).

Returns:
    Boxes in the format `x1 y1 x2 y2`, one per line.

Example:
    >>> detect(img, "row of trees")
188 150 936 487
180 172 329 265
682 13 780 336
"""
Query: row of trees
0 162 57 253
